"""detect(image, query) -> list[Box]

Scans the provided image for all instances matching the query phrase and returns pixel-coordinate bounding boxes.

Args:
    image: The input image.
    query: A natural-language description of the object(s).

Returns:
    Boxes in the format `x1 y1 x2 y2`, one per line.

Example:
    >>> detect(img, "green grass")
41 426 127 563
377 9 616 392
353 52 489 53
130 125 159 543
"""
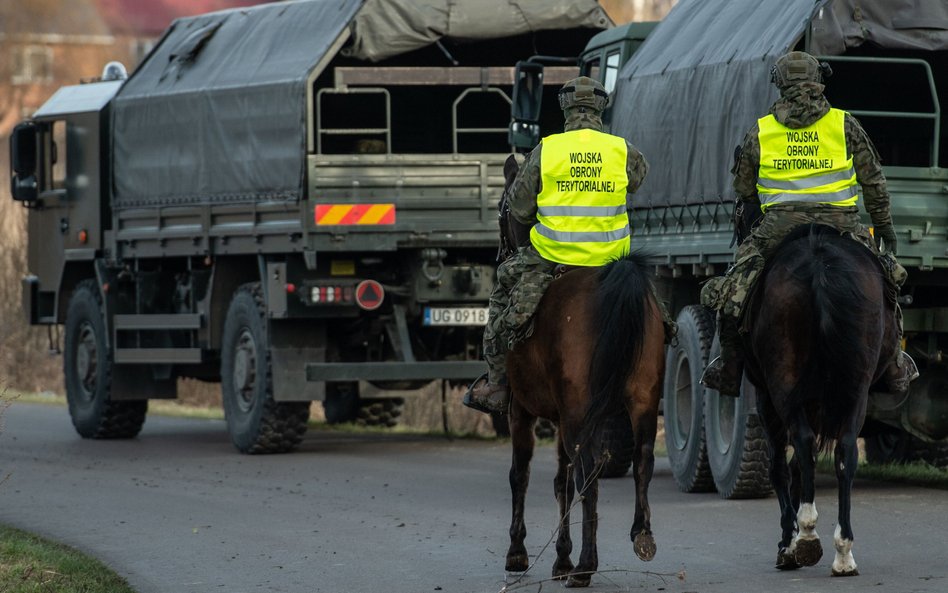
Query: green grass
0 524 136 593
816 456 948 489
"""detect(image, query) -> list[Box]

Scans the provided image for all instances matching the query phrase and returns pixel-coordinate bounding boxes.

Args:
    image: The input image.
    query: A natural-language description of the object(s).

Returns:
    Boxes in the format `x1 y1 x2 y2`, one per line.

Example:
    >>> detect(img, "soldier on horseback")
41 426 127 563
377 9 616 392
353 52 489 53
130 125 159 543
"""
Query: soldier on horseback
700 51 919 397
463 76 675 415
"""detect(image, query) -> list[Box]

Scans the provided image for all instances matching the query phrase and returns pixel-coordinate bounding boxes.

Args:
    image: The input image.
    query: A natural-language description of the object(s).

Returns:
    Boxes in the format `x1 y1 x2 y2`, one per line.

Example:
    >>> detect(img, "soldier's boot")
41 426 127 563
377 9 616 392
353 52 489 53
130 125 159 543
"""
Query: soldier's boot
700 316 744 397
462 372 510 415
880 302 919 394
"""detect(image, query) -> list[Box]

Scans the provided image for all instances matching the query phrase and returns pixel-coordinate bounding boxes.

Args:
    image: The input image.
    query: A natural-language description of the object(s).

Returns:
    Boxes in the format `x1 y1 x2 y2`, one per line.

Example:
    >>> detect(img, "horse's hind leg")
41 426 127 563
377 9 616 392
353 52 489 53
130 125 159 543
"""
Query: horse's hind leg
758 393 798 570
628 391 659 562
566 438 600 588
505 403 536 573
787 412 823 567
831 395 866 577
552 436 575 580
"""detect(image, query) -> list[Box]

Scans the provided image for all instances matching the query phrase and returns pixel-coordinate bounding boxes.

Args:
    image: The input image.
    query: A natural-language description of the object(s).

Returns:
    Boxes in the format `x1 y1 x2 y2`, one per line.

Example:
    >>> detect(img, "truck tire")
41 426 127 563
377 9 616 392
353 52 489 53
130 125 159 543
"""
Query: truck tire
662 305 715 492
64 279 147 439
600 414 634 478
221 283 310 453
704 335 772 499
323 382 359 424
355 397 405 427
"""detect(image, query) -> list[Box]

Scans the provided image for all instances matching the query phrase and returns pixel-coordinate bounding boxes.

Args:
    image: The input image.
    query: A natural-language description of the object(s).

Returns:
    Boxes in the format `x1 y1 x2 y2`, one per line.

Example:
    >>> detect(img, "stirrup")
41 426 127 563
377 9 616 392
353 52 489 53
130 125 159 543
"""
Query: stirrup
700 356 741 398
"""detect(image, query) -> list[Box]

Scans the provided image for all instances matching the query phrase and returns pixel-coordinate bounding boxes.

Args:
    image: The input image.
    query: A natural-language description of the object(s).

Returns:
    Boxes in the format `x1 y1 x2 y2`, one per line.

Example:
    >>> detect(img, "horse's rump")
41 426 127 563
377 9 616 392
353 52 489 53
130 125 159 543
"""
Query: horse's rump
748 224 887 443
508 252 662 449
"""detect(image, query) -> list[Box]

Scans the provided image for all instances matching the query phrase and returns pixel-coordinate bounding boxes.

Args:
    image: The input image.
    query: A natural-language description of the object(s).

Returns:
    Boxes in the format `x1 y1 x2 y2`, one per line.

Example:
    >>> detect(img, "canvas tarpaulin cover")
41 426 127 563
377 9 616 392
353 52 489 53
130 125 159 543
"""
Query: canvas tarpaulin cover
111 0 609 206
111 0 364 207
611 0 948 207
342 0 612 62
609 0 828 207
810 0 948 54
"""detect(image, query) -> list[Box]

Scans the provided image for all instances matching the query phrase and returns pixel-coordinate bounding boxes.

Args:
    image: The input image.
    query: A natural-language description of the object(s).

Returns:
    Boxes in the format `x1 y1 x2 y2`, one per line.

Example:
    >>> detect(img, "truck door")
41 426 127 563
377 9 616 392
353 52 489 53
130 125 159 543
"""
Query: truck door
24 119 71 321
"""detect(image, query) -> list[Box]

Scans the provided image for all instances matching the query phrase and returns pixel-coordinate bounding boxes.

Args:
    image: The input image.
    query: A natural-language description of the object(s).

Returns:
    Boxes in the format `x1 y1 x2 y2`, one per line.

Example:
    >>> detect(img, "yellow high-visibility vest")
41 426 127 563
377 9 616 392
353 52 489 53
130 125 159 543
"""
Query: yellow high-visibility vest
530 129 630 266
756 107 858 212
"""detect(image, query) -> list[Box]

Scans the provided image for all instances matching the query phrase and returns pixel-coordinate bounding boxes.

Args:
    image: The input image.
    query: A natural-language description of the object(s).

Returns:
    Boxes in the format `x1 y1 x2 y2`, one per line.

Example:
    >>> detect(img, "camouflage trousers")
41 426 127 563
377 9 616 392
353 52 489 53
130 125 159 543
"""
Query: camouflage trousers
700 205 906 324
482 247 557 383
482 246 678 384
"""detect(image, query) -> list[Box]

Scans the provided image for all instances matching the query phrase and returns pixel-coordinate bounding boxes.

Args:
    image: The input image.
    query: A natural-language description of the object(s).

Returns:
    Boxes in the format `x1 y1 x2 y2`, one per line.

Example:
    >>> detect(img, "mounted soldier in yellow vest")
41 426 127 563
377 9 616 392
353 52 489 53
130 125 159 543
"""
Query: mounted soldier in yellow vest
700 51 918 398
463 76 676 415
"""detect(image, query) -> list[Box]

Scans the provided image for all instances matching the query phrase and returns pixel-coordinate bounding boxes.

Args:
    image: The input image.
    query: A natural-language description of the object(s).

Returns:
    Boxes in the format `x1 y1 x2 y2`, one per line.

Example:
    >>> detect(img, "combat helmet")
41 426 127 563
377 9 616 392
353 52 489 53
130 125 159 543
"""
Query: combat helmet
558 76 609 113
770 51 832 89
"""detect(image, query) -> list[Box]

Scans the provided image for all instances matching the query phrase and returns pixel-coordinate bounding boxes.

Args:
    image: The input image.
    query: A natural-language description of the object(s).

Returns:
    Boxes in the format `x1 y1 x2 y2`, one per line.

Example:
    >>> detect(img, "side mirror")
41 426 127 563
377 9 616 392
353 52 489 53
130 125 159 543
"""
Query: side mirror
509 61 544 152
10 122 38 202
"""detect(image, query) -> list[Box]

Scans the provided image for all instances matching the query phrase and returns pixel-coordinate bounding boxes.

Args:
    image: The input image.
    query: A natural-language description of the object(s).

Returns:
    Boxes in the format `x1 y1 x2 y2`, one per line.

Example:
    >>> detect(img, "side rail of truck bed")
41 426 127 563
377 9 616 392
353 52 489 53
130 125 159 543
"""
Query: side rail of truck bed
306 153 507 251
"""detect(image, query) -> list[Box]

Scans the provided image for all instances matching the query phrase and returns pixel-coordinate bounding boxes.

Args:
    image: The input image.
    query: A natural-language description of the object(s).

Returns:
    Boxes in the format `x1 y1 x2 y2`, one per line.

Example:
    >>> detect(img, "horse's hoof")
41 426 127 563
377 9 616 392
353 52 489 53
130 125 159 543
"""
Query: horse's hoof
832 566 859 577
552 559 574 580
776 547 800 571
633 533 656 562
565 573 591 588
505 553 529 573
792 537 823 567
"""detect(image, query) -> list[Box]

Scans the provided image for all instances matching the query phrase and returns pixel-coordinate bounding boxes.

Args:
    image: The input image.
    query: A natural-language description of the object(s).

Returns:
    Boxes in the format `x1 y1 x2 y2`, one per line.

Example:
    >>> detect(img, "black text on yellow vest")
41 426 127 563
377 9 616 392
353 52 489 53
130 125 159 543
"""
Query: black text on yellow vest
756 108 857 212
530 129 630 266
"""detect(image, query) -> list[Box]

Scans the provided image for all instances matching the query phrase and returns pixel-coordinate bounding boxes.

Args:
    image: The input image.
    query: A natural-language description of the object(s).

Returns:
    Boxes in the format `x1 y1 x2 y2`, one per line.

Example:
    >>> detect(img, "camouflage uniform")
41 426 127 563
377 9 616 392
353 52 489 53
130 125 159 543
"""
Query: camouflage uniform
701 81 905 321
480 110 652 384
700 79 908 393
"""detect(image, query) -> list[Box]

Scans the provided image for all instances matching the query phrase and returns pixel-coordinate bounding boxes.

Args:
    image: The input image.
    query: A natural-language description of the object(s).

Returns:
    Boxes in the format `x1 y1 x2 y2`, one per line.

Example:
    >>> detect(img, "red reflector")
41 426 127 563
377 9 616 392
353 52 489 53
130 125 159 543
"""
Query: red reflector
355 280 384 311
286 283 296 294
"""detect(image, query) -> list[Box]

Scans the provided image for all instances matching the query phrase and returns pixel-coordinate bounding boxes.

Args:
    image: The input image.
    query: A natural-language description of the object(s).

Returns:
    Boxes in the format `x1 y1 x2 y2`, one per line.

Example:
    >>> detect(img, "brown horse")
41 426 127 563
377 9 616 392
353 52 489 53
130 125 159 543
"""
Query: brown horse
503 252 666 588
744 224 895 576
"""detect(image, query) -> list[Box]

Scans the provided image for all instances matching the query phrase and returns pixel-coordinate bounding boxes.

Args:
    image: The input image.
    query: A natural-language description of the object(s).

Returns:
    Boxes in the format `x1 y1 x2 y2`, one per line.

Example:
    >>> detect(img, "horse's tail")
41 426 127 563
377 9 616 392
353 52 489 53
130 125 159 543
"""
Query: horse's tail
579 252 651 454
783 226 882 449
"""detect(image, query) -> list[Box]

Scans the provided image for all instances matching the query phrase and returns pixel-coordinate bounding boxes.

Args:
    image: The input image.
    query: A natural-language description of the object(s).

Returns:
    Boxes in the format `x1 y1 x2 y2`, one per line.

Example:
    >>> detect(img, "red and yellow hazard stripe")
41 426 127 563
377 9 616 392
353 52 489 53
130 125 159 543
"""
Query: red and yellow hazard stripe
315 204 395 226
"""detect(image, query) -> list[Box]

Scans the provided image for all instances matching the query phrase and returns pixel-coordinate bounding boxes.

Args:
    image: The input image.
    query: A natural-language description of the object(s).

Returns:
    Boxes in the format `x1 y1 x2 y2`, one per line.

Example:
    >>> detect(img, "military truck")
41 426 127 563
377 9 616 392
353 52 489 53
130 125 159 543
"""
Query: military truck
8 0 612 453
512 0 948 495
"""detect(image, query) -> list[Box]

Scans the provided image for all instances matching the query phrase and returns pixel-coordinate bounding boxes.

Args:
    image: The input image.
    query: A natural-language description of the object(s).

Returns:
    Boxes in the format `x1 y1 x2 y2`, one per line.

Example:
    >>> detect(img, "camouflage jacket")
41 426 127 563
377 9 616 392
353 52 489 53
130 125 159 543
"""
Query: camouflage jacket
507 118 649 225
732 82 893 230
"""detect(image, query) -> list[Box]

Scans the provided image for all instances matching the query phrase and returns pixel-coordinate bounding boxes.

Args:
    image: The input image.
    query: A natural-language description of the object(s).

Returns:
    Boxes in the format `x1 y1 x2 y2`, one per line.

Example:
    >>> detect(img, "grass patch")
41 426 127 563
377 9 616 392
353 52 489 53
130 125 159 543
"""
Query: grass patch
0 524 136 593
815 456 948 489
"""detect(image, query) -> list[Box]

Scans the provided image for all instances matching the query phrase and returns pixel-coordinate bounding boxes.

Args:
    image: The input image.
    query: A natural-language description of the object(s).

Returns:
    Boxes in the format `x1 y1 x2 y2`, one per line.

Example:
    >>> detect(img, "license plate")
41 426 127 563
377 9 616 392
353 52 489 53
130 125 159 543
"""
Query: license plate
423 307 489 326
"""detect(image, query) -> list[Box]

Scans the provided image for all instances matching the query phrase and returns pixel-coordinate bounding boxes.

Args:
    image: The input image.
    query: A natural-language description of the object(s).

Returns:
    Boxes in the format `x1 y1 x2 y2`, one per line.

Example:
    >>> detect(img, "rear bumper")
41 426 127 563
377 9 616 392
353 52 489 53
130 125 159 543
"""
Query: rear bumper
306 361 486 382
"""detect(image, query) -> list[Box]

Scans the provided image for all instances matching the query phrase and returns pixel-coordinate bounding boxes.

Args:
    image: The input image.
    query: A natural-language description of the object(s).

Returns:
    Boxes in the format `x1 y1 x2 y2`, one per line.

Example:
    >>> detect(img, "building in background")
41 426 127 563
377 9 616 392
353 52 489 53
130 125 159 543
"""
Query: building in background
600 0 677 23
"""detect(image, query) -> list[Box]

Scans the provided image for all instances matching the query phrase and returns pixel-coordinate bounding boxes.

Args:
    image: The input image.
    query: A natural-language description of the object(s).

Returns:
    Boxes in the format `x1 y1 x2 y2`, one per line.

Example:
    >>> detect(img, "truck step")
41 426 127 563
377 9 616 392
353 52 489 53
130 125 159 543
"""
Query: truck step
113 314 202 330
113 348 202 364
112 314 203 364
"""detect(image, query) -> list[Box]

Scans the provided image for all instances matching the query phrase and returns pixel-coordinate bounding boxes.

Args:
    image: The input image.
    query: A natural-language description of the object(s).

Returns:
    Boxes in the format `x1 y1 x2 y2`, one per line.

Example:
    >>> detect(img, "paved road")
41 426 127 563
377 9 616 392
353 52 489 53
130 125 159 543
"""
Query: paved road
2 403 946 593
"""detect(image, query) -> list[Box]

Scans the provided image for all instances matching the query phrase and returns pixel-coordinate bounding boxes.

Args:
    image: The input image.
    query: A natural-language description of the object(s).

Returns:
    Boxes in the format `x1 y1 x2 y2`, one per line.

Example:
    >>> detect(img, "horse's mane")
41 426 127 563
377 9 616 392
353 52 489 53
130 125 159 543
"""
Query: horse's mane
756 224 885 445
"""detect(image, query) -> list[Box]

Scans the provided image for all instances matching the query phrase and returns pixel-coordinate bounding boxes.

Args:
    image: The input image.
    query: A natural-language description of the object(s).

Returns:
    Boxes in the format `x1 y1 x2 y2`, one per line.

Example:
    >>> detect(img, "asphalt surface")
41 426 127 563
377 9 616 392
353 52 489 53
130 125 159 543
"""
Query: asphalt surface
1 403 946 593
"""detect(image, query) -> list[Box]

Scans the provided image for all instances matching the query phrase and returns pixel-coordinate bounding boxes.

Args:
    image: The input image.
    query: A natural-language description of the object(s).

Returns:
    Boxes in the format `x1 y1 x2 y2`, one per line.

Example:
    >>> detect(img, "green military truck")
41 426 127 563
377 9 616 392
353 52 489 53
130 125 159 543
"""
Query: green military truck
512 0 948 495
8 0 611 453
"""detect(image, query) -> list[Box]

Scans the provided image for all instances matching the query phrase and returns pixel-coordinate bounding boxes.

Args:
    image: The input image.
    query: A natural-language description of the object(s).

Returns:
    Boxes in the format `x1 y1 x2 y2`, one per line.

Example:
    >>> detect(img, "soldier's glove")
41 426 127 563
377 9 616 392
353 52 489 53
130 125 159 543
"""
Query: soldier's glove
875 224 898 255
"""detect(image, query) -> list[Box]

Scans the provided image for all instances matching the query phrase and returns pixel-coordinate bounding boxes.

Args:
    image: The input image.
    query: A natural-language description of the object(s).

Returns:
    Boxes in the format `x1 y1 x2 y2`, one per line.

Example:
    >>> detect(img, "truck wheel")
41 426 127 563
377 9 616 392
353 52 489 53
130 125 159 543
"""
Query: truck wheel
323 382 359 424
704 335 772 499
600 414 634 478
221 283 310 453
64 280 147 438
662 305 715 492
355 397 405 427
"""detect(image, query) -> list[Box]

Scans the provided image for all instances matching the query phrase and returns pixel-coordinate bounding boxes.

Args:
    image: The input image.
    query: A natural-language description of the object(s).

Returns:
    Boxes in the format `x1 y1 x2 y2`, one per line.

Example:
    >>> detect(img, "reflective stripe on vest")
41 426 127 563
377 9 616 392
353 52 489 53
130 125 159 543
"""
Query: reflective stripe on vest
530 129 630 266
756 108 857 212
